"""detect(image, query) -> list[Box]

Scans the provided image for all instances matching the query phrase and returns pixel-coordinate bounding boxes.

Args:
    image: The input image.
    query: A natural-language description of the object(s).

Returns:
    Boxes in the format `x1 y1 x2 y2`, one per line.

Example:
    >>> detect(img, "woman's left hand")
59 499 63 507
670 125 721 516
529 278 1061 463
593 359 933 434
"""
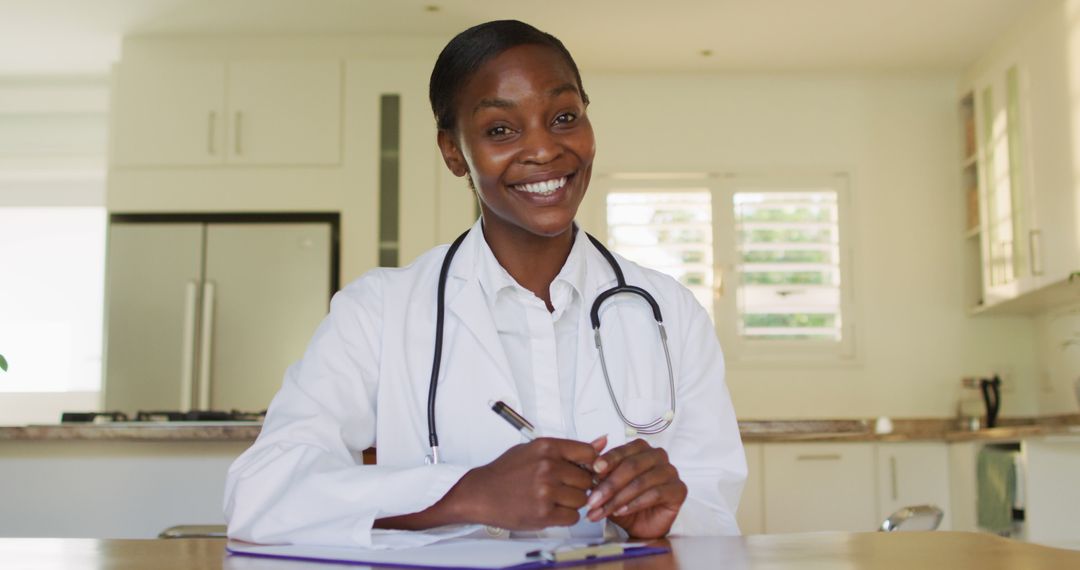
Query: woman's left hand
585 439 687 538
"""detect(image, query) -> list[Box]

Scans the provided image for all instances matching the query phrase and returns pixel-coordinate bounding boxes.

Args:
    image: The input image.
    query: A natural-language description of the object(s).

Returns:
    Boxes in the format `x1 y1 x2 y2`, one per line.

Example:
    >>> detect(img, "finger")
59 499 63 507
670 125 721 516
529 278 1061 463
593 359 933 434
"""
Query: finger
589 464 678 520
550 483 591 510
614 481 687 518
548 459 596 491
592 438 651 477
586 446 663 513
589 434 608 454
537 437 600 468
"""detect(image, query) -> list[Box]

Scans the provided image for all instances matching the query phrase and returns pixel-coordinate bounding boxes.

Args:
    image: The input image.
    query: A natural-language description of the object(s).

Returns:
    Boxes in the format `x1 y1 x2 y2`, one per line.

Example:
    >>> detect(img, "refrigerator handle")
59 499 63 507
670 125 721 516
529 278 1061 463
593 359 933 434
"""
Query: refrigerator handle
180 280 199 412
198 280 216 410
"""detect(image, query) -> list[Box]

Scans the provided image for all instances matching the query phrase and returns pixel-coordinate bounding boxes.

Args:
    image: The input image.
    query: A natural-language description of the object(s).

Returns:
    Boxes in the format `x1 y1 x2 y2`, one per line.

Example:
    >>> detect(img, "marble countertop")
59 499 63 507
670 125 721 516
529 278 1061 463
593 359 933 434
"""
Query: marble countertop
3 415 1078 443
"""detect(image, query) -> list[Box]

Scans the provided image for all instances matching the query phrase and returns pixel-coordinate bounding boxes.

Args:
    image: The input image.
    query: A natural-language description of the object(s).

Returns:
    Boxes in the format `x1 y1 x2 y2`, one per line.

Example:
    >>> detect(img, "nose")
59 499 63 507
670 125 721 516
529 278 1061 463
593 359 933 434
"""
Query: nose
519 126 561 165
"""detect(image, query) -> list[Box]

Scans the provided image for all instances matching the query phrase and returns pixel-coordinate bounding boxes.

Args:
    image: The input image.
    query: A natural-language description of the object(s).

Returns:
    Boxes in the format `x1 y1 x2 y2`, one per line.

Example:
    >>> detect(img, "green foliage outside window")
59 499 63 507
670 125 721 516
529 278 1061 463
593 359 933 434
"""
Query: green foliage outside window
743 313 836 328
742 271 830 285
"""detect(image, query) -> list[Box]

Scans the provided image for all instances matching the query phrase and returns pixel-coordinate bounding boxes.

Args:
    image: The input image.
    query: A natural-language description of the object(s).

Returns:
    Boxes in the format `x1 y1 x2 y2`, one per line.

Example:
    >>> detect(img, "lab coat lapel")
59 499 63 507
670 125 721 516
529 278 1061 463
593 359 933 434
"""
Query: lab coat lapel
445 229 517 399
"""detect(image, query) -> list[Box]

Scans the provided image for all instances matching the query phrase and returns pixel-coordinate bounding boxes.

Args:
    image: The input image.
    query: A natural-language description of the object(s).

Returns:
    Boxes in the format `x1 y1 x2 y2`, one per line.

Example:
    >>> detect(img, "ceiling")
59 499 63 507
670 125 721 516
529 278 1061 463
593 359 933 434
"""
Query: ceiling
0 0 1050 75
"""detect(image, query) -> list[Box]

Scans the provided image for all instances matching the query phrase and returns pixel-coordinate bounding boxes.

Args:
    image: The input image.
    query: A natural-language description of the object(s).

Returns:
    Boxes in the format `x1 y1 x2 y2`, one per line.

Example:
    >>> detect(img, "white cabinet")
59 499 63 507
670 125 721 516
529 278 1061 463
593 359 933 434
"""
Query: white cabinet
111 60 341 167
763 443 877 533
736 443 764 535
876 443 952 530
112 61 226 166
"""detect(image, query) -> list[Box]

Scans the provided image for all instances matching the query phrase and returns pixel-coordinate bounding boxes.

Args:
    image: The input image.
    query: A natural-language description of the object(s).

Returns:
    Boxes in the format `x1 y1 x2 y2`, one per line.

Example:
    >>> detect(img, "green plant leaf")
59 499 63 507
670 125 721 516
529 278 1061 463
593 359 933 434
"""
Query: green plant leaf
0 354 7 372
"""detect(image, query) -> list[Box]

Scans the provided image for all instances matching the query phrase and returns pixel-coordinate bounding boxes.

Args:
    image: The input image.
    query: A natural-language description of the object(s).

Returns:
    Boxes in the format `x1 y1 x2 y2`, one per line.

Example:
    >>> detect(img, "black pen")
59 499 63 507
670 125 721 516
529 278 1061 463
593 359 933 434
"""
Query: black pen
490 400 537 441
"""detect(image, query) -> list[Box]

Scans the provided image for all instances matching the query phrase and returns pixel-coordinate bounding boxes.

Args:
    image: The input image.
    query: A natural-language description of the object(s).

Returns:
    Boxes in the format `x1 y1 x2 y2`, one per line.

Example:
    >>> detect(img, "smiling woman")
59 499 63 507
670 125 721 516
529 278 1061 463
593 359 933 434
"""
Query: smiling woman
224 20 745 548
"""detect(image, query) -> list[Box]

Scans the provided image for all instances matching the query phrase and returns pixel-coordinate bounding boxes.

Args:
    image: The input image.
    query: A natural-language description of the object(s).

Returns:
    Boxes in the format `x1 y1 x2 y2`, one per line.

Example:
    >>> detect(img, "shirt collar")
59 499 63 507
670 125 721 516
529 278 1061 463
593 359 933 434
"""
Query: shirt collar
474 221 589 311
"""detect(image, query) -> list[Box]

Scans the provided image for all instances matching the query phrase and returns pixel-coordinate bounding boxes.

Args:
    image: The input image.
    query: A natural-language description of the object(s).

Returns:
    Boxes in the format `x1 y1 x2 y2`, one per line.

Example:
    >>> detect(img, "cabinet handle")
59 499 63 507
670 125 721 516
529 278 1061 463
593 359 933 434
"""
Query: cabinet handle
207 112 216 155
1029 229 1043 276
890 456 898 501
197 280 216 410
796 454 841 461
180 280 199 412
234 111 242 156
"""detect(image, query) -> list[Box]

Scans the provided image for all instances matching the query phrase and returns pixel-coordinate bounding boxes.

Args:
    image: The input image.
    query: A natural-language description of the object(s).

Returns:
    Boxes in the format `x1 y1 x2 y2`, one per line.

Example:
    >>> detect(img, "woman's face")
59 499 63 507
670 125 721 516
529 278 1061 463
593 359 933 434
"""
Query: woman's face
438 44 595 240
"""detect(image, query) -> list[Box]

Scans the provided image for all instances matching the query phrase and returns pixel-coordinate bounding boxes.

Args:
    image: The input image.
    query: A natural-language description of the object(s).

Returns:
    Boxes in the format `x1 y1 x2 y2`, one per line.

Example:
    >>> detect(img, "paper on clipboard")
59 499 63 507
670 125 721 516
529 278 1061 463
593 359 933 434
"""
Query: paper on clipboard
225 538 668 569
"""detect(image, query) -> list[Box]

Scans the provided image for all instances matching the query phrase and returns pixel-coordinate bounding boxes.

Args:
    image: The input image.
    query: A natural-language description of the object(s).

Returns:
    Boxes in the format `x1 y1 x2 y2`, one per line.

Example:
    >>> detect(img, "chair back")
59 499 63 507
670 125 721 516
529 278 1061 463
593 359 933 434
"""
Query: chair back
879 505 944 532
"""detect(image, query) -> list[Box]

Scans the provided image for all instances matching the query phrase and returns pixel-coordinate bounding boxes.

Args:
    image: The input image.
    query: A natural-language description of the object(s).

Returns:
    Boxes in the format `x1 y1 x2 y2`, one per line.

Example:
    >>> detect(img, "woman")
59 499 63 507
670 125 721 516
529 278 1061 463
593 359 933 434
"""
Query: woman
225 20 745 547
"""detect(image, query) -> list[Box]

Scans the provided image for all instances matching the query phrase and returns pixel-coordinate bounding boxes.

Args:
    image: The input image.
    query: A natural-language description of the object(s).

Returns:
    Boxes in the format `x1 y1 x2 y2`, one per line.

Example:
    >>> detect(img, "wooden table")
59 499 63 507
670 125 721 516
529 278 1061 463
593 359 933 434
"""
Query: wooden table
2 532 1078 569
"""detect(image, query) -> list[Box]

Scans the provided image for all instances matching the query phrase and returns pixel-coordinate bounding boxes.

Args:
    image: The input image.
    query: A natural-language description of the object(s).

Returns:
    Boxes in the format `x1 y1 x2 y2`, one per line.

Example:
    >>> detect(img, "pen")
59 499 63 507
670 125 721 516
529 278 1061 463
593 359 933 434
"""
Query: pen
490 400 537 441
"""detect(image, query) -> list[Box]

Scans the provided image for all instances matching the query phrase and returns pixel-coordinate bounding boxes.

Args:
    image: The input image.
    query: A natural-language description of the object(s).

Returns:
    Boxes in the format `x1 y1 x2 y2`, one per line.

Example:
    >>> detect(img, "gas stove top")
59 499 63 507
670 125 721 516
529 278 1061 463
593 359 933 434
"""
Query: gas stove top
60 410 266 423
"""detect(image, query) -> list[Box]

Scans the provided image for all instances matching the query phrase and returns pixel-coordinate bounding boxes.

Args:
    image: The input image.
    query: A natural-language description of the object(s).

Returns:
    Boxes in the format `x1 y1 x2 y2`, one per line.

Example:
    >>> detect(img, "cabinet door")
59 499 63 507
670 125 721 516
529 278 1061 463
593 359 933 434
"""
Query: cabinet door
104 224 204 413
763 443 877 533
737 443 764 534
226 61 342 166
876 443 952 530
203 223 332 411
111 62 226 166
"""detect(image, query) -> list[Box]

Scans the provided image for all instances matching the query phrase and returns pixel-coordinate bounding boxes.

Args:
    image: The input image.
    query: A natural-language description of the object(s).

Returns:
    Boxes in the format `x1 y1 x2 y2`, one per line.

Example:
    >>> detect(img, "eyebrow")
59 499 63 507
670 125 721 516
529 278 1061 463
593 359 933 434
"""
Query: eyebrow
471 83 581 115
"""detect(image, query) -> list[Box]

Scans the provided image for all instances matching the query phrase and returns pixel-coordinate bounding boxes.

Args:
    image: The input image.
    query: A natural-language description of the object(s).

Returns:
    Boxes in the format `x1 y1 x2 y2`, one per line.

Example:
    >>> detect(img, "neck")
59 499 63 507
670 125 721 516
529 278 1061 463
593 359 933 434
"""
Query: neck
481 220 575 311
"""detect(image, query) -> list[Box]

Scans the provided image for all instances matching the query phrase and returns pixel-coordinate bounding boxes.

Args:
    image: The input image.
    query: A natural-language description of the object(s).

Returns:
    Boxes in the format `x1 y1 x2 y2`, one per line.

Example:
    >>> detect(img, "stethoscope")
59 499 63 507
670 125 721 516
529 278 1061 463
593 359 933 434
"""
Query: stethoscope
426 228 677 465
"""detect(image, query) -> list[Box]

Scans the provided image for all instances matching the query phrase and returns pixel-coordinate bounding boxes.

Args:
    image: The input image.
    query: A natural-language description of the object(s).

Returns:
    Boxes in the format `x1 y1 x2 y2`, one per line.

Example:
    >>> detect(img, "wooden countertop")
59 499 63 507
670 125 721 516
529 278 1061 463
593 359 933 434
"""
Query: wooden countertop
1 532 1077 569
2 415 1077 443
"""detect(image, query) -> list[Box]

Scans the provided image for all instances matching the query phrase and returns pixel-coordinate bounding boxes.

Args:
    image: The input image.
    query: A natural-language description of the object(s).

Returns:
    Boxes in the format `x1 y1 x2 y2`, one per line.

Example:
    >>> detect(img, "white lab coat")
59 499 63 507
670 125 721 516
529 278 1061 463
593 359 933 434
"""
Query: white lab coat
224 224 746 546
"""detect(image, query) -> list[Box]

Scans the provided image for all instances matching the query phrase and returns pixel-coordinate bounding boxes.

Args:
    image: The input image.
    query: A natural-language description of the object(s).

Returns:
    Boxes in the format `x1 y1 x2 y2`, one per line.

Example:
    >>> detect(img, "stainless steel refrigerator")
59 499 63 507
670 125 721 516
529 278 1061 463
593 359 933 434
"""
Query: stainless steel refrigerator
102 215 336 414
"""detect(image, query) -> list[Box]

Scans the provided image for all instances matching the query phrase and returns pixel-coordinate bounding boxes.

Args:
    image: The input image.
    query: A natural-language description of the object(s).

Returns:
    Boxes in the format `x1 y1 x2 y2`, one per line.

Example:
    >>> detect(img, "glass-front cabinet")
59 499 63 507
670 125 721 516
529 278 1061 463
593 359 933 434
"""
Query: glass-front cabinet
964 63 1041 312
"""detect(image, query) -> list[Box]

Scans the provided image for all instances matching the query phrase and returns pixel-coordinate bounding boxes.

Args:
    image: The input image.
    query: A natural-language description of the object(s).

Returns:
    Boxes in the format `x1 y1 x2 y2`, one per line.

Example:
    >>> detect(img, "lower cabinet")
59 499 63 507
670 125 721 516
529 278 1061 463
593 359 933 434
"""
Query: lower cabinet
736 443 765 534
876 442 951 530
750 441 953 534
763 443 877 533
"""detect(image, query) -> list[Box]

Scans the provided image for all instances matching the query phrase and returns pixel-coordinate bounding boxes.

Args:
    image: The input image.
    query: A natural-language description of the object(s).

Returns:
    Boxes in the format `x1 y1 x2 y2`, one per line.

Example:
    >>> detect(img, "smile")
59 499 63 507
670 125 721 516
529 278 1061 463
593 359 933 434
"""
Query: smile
511 176 568 196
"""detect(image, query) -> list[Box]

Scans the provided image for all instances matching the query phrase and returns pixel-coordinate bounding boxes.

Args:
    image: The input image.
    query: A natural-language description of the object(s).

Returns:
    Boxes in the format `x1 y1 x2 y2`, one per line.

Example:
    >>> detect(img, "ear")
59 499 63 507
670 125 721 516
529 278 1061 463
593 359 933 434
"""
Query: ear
436 130 469 178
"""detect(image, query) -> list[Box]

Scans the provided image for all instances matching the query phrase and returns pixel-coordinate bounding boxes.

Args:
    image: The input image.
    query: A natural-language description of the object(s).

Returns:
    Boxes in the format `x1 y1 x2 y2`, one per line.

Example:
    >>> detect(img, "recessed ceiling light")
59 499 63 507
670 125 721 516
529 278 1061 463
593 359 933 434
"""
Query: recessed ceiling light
424 5 441 12
700 49 713 58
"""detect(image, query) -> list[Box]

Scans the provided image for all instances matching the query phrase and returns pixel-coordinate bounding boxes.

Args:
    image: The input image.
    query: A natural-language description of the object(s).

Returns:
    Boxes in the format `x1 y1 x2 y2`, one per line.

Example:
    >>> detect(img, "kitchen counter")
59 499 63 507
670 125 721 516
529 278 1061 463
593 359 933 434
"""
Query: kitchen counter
3 415 1078 443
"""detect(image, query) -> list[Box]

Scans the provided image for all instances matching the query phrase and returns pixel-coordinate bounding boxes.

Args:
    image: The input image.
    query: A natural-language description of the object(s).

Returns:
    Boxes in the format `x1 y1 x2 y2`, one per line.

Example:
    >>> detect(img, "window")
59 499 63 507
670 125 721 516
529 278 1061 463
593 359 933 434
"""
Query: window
600 173 855 363
0 207 107 392
733 190 841 341
606 190 714 319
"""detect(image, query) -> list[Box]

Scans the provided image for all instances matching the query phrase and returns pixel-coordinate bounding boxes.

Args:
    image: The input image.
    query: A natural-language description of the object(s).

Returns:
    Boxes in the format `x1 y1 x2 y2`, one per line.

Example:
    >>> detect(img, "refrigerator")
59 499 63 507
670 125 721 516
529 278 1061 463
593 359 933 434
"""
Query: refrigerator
102 215 336 414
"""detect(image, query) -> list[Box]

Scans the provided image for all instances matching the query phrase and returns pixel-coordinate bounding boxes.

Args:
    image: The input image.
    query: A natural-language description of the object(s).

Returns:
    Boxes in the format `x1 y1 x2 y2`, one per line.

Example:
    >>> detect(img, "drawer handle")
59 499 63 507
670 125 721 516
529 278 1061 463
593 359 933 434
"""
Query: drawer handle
796 453 842 461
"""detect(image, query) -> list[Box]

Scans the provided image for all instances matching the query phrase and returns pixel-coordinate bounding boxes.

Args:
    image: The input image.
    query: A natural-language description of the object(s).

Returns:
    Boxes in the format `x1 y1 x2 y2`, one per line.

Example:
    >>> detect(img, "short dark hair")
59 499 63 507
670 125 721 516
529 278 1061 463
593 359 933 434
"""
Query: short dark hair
429 20 589 132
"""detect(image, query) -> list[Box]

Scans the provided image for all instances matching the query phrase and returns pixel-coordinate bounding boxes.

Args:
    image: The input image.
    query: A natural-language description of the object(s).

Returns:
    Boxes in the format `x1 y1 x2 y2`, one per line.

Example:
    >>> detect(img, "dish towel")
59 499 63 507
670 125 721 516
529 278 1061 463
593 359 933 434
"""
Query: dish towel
976 446 1017 534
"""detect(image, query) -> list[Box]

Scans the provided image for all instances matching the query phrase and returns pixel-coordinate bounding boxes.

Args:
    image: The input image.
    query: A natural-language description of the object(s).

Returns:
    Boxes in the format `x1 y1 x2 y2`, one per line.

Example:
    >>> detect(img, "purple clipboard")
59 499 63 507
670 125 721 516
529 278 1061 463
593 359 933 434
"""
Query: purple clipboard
225 540 670 569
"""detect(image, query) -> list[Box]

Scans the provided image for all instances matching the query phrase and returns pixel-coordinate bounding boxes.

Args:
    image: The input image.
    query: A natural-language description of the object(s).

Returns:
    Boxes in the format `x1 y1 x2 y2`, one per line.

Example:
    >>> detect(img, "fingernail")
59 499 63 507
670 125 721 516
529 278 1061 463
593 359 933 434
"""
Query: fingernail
590 434 608 445
587 491 603 509
615 506 629 516
588 508 603 521
593 459 607 473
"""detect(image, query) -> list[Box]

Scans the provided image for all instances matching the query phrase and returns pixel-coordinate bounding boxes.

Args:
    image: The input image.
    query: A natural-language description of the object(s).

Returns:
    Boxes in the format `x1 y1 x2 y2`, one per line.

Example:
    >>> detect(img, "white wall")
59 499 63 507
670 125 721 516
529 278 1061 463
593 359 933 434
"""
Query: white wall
569 72 1038 419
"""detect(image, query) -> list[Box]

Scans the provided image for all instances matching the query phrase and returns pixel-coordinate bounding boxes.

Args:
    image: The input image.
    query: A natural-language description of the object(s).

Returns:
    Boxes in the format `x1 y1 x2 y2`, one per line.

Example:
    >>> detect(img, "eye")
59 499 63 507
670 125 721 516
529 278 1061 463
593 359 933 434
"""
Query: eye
486 125 514 138
553 112 577 125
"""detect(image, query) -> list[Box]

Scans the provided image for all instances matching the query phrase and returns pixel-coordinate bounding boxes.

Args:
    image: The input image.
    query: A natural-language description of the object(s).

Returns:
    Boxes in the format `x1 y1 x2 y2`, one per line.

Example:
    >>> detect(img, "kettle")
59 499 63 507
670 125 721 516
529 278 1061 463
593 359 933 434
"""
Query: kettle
980 375 1002 429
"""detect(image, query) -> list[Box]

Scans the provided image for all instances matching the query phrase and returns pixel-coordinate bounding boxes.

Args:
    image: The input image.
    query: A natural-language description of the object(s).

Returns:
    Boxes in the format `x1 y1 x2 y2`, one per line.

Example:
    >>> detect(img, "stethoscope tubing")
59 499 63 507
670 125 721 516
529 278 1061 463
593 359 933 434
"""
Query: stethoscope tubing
426 228 676 464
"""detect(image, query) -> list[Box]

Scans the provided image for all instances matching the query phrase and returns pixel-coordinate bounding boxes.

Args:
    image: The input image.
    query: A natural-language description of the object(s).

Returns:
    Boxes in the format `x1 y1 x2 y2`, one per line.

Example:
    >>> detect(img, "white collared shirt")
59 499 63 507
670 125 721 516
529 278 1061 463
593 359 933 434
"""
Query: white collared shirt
475 226 588 439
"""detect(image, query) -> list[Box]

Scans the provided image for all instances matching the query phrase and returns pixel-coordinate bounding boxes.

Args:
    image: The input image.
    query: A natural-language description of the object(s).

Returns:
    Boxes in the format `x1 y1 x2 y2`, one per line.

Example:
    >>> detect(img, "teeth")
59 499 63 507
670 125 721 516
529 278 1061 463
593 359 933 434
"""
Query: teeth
513 176 567 195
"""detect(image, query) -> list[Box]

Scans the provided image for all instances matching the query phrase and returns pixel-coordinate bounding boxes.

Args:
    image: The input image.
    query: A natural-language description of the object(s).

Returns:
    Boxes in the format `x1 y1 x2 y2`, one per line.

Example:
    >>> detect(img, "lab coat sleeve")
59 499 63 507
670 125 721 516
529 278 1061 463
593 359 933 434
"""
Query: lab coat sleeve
666 289 747 536
223 274 470 546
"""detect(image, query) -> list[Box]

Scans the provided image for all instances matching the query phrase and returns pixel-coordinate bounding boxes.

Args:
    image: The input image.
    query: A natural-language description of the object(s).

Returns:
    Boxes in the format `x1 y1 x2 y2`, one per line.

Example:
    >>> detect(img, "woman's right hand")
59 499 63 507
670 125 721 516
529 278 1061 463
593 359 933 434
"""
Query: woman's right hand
445 436 606 530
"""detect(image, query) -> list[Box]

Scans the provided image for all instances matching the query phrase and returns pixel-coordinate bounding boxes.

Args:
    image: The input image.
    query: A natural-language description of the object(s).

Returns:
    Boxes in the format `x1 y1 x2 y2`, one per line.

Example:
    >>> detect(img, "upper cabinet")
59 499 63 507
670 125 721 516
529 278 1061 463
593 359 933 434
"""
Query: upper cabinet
111 60 342 167
962 2 1080 315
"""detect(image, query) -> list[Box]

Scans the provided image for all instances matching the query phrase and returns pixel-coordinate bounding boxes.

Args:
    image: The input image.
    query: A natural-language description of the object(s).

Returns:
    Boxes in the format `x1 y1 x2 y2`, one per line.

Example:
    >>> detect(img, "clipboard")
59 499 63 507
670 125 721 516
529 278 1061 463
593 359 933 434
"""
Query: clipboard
225 538 669 569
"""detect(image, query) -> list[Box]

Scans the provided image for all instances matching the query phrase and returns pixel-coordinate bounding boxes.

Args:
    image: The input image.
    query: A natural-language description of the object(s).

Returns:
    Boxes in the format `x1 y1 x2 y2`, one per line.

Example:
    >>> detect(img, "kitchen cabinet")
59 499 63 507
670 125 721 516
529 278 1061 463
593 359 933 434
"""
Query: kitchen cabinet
736 443 764 534
763 443 877 533
876 442 952 530
111 60 341 167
